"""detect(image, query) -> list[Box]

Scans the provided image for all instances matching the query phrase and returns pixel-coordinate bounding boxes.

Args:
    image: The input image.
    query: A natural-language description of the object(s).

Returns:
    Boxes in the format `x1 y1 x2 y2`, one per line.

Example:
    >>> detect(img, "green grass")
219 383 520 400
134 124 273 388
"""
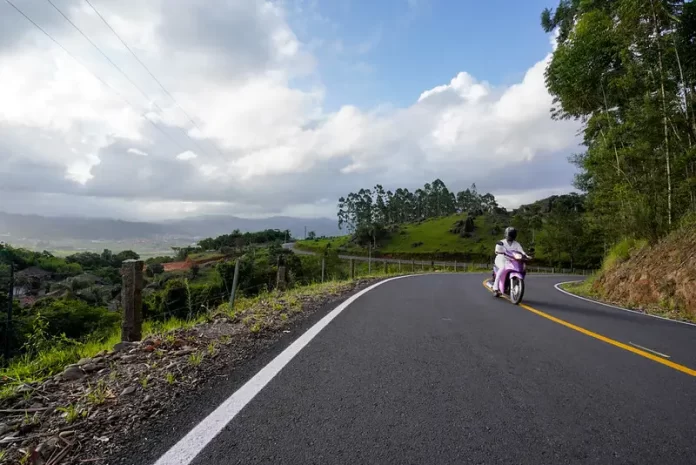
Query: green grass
0 331 122 399
57 403 87 424
381 215 498 258
559 276 602 300
602 238 648 271
296 214 502 260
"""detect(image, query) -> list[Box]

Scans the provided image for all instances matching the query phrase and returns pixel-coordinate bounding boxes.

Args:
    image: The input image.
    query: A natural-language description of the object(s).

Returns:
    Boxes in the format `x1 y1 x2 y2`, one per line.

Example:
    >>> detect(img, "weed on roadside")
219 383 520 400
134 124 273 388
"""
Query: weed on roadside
57 404 87 424
188 352 204 367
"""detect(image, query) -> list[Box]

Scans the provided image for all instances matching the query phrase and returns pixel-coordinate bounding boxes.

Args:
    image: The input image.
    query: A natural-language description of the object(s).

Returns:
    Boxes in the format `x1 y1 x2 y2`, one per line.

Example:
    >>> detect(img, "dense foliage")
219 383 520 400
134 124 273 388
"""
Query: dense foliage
542 0 696 241
197 229 291 251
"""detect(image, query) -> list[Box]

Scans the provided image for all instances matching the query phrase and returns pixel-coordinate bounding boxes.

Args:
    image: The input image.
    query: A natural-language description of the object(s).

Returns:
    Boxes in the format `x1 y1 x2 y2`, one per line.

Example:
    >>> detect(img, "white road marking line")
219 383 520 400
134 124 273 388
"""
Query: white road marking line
554 281 696 328
628 342 671 359
152 275 415 465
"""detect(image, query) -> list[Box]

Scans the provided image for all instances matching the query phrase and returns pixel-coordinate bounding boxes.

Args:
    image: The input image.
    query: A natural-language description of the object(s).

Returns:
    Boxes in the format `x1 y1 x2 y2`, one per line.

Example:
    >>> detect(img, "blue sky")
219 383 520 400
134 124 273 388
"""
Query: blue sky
289 0 556 111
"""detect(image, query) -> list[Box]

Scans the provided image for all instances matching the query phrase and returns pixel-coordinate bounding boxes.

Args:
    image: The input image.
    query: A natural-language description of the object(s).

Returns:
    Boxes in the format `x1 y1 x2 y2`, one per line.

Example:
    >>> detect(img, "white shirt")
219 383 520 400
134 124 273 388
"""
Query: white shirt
494 239 525 269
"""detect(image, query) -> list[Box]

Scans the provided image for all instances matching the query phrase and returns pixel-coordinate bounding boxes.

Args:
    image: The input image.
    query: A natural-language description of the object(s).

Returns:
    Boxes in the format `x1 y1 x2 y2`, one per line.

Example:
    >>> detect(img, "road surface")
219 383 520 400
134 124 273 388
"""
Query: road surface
131 274 696 465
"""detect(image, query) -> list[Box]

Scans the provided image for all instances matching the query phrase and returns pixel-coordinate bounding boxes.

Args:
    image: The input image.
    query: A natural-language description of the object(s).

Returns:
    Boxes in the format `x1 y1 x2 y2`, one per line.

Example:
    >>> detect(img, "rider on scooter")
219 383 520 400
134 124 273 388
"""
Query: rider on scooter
493 227 526 297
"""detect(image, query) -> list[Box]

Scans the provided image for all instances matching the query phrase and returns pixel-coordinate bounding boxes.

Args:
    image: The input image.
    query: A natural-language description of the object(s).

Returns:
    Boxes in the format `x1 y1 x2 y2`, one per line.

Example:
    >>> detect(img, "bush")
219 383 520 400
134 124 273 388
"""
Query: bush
28 298 120 341
145 256 175 265
34 256 82 276
66 252 104 269
603 238 649 271
146 263 165 277
92 266 121 284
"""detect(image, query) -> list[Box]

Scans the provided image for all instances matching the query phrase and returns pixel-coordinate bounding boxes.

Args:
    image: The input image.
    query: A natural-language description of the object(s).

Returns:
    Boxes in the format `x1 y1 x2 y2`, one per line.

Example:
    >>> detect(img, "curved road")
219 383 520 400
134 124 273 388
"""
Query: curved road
132 274 696 465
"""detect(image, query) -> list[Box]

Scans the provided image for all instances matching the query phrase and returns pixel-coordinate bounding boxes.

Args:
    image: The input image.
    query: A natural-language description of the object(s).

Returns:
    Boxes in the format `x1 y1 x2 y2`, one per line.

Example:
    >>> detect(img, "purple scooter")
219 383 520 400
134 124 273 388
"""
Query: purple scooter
485 250 532 305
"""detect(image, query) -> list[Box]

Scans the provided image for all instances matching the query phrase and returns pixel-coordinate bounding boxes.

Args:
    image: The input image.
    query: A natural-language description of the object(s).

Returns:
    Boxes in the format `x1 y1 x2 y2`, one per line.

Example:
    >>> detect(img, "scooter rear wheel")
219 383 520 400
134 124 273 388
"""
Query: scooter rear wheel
510 277 525 305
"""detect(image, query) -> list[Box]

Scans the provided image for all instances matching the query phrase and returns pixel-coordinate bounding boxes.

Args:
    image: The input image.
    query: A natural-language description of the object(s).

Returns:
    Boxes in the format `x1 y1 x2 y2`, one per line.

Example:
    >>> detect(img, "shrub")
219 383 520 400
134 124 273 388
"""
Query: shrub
602 238 649 271
29 298 120 341
146 263 165 277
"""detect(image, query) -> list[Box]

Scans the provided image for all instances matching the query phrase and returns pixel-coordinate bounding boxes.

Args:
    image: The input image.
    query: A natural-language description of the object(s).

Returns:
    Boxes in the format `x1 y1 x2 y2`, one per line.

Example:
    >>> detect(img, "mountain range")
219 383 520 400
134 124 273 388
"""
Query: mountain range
0 211 340 241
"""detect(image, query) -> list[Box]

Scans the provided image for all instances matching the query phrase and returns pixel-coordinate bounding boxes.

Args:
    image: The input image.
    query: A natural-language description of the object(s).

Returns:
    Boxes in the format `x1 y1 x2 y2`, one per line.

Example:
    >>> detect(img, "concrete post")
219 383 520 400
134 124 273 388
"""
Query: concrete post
321 257 326 283
121 259 144 342
350 259 355 279
276 265 287 291
384 261 388 274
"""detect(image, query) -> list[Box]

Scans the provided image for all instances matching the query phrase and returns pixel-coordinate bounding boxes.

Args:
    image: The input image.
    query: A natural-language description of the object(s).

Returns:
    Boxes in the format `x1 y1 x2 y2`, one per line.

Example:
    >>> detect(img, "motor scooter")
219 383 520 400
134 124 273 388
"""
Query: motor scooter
485 249 532 305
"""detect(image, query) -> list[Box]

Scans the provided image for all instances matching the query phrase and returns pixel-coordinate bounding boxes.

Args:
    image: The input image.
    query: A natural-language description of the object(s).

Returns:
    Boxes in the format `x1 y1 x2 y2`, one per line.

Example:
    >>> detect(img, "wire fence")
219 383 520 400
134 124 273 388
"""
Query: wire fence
306 254 596 278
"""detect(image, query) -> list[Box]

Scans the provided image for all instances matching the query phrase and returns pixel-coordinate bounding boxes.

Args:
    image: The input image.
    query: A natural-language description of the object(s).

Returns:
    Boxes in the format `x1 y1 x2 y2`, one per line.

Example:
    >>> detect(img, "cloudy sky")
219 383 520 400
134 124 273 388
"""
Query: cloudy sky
0 0 580 221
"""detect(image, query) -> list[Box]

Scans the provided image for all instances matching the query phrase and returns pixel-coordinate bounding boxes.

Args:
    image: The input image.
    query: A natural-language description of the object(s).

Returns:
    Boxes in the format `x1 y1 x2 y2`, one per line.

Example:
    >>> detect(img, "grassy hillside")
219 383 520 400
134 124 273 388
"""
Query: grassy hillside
296 213 515 262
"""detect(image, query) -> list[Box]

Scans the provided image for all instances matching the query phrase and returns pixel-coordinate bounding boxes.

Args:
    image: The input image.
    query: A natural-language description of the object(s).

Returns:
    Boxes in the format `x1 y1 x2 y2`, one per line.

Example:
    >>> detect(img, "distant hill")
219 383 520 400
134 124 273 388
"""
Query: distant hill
0 212 170 241
0 211 340 242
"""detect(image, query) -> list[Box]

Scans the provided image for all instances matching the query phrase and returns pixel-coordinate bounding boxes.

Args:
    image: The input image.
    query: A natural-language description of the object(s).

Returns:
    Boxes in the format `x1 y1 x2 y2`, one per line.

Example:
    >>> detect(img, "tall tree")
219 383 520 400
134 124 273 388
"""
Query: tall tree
543 0 696 242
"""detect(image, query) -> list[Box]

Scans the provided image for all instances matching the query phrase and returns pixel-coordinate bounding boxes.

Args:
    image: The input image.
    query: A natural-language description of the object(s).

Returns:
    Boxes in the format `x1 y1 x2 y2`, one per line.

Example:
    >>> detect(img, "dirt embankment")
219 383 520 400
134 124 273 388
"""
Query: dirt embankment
594 228 696 319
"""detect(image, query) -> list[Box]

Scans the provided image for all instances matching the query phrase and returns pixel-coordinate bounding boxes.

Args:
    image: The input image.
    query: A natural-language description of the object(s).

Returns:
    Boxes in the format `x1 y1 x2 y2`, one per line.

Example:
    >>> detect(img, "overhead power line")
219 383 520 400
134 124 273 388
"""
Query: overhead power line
84 0 226 157
44 0 212 158
2 0 188 153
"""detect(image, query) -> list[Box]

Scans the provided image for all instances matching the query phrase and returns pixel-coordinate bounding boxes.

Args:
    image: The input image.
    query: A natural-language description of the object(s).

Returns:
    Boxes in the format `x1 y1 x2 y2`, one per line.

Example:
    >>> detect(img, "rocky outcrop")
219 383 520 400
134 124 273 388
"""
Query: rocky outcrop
594 228 696 319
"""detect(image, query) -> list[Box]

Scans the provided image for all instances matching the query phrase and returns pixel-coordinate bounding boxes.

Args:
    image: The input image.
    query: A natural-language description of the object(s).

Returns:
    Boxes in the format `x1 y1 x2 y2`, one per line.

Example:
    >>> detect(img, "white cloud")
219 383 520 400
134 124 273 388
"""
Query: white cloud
176 150 197 161
128 148 149 156
0 0 580 221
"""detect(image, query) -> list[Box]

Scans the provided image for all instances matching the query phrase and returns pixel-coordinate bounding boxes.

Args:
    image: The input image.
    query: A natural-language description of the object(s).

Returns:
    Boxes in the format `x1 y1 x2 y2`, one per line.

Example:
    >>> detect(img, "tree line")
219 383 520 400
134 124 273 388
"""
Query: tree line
196 229 290 252
542 0 696 242
337 180 501 245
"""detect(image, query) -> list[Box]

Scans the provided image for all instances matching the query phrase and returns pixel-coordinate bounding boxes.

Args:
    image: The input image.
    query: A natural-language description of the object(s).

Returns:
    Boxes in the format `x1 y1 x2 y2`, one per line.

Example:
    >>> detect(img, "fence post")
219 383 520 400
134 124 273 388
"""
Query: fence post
121 259 144 342
398 260 401 273
350 259 355 279
384 261 388 275
431 260 435 272
276 265 287 291
454 260 457 272
368 245 372 274
321 257 326 282
412 259 415 272
229 258 240 306
4 258 14 362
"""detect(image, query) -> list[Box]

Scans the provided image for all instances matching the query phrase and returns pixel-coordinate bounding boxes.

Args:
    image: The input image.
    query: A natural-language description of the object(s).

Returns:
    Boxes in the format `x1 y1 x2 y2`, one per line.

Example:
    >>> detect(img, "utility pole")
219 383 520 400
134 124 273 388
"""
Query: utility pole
229 259 241 307
304 226 307 240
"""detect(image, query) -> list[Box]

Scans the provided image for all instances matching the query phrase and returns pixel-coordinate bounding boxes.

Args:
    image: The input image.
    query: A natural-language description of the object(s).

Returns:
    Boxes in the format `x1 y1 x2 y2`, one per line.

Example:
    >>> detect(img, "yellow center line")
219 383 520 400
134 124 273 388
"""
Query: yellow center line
481 280 696 377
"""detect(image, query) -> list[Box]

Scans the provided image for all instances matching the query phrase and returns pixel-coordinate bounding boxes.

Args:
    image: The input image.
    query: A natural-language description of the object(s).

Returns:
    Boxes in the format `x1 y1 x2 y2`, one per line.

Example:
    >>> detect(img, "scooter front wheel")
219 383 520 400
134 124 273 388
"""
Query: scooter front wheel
510 277 525 305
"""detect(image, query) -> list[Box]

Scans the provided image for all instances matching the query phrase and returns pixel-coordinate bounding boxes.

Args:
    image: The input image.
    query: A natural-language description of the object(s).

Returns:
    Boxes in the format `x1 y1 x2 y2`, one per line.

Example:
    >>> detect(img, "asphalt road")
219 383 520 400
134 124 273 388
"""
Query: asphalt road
138 274 696 465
